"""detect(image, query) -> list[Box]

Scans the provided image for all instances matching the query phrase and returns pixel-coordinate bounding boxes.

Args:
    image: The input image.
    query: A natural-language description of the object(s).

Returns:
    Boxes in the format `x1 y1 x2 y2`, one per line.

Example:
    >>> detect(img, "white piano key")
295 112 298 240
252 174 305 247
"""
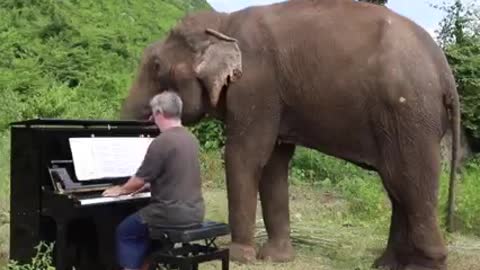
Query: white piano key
78 192 151 206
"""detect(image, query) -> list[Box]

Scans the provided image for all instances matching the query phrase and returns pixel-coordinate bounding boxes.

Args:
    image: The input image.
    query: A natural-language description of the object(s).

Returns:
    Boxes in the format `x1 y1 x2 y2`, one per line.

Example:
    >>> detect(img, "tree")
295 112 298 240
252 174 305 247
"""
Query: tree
434 0 479 47
433 0 480 232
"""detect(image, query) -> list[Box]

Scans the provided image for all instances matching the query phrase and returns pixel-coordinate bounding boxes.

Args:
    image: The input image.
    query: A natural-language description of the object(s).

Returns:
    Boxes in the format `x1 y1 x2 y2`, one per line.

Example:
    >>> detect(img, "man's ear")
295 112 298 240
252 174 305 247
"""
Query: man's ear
194 28 243 107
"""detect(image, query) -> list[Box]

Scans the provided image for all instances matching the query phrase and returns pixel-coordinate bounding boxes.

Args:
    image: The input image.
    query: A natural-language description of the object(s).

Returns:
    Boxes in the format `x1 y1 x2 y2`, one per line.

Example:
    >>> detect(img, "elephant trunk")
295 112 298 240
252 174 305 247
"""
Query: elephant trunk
120 85 154 120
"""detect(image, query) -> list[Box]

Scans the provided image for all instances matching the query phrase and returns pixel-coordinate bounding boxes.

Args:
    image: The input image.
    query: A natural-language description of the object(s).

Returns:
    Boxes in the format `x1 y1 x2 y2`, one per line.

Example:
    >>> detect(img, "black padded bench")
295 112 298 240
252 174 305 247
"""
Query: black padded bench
147 221 230 270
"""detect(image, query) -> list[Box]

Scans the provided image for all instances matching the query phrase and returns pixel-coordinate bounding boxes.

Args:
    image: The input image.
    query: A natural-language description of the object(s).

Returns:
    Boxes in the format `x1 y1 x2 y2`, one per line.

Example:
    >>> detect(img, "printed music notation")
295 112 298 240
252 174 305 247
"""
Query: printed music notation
69 137 154 181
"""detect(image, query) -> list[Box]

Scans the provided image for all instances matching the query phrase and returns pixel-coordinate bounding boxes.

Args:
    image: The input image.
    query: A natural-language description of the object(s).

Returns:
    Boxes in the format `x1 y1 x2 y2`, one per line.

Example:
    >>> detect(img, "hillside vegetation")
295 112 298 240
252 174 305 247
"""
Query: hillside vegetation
1 0 480 269
0 0 209 127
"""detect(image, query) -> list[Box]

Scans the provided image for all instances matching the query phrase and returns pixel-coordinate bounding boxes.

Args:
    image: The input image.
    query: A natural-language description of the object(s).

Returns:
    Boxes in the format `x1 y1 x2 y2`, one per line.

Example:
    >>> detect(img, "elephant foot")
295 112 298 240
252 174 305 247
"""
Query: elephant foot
373 249 402 270
257 239 295 262
373 249 446 270
404 264 446 270
229 242 257 264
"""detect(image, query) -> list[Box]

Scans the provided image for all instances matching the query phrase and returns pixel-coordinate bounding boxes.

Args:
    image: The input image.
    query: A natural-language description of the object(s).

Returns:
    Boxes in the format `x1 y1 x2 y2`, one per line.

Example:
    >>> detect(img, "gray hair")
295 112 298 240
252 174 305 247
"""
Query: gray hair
149 91 183 119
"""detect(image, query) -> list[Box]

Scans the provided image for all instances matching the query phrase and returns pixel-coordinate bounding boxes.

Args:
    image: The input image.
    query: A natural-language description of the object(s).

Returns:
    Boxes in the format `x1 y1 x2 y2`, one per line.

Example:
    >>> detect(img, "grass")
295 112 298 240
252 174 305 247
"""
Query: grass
200 186 480 270
1 145 480 269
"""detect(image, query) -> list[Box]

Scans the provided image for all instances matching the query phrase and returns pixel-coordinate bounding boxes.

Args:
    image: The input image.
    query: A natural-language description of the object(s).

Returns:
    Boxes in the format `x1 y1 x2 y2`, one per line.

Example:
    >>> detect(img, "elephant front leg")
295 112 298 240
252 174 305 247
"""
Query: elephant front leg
258 143 295 262
224 145 263 263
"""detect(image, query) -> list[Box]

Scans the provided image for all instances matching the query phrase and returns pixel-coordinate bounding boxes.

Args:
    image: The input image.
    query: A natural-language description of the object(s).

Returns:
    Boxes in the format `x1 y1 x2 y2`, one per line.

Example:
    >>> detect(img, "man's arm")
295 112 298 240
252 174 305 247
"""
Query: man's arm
102 137 164 197
102 176 146 197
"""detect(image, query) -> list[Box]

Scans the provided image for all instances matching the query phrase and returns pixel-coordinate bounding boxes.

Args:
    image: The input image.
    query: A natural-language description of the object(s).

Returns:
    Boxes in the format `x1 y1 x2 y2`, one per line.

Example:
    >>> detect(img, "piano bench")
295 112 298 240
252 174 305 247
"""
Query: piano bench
147 221 230 270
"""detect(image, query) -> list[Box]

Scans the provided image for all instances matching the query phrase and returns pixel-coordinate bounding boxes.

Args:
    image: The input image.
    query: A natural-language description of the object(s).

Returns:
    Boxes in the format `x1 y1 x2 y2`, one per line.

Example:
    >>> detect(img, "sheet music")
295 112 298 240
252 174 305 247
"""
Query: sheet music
69 137 154 181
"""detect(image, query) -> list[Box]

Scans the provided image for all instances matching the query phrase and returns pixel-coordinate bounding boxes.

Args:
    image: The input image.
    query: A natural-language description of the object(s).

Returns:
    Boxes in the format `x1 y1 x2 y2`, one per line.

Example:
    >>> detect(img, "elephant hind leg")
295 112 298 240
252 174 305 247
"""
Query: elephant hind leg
376 134 447 270
257 143 296 262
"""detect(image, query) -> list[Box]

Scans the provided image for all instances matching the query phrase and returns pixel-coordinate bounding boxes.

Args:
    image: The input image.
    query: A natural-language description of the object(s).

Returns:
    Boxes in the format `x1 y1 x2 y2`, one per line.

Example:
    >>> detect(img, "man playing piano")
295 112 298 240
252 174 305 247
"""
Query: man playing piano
102 91 205 270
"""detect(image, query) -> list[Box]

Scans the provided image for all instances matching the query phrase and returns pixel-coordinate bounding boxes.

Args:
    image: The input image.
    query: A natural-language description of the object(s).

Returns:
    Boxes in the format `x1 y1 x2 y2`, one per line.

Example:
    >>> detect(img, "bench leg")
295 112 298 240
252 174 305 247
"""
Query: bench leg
222 251 229 270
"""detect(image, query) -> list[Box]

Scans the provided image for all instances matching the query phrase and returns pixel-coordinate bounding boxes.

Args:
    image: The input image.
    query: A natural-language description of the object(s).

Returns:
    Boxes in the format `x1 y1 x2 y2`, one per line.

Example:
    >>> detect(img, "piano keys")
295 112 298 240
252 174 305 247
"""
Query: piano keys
9 118 159 270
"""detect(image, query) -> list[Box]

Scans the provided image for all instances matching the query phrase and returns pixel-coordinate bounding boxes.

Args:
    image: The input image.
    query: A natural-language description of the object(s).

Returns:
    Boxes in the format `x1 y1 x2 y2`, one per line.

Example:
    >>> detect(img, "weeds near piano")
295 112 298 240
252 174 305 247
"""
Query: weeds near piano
6 242 54 270
0 212 7 227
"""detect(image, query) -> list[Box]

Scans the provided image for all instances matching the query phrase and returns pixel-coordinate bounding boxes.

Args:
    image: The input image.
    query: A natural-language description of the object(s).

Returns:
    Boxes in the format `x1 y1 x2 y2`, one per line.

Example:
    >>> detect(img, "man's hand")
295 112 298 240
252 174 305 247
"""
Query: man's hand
102 176 145 197
102 185 128 197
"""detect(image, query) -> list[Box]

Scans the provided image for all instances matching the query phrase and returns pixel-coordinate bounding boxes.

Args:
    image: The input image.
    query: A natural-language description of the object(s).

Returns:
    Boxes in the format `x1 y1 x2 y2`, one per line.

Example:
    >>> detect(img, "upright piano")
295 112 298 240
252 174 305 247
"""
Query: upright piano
10 118 160 270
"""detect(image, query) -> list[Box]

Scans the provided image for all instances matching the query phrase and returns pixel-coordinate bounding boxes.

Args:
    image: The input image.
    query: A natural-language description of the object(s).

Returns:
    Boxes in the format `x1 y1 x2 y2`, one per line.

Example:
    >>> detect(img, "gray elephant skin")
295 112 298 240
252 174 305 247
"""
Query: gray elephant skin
120 1 461 270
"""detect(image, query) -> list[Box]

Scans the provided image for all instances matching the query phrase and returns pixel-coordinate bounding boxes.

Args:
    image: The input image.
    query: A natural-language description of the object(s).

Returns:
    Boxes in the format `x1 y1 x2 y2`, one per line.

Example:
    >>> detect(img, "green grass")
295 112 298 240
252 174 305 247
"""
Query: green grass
453 158 480 233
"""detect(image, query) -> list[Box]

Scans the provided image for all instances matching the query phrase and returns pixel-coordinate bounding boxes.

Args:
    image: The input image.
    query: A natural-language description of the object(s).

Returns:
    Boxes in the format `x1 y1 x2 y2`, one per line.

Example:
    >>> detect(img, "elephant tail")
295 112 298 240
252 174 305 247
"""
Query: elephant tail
445 89 461 233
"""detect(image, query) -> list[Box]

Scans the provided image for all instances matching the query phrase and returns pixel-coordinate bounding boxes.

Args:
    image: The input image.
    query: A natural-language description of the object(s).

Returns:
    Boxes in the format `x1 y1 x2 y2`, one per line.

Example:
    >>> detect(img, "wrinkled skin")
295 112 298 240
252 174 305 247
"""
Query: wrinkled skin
121 1 461 269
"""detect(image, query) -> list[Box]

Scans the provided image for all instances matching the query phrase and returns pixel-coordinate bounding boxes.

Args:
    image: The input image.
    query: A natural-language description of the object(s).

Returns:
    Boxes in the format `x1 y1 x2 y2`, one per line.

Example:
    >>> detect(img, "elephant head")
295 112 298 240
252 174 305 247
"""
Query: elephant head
120 12 243 124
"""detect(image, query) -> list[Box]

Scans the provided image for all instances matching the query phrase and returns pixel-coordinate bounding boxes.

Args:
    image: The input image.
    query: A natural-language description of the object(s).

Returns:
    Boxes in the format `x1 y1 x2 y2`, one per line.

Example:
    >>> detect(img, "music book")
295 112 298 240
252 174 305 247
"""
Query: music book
69 137 154 181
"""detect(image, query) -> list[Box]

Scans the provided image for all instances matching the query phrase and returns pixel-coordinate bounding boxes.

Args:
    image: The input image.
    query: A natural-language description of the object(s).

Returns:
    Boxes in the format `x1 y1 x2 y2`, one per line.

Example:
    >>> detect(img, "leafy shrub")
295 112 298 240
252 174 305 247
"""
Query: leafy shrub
435 1 480 140
289 147 375 185
445 38 480 138
0 91 25 130
5 242 54 270
445 156 480 234
189 119 225 151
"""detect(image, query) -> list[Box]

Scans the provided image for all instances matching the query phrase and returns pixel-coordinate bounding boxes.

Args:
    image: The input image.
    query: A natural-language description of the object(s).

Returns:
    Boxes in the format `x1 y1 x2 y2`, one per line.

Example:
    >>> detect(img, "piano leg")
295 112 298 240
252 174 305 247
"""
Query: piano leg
55 221 69 270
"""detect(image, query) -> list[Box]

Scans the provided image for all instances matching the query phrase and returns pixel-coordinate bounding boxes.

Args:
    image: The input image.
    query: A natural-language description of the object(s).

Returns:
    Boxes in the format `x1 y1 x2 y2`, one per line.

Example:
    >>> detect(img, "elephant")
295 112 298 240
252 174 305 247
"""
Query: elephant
120 0 461 269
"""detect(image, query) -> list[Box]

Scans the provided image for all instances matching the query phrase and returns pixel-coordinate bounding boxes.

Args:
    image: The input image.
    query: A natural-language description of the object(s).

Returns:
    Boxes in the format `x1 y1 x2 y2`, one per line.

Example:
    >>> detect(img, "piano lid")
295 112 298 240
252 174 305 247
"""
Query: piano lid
9 118 156 128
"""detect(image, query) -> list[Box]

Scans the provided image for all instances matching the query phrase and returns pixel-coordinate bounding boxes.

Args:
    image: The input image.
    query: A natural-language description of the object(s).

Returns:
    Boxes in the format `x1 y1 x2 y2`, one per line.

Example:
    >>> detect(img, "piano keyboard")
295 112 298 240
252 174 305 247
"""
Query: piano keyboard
78 192 151 206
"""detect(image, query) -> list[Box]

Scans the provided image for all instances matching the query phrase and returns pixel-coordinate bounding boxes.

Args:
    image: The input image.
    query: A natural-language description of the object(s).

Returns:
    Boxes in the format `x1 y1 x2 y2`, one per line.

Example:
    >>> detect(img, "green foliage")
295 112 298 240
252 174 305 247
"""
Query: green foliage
165 0 211 12
450 156 480 233
434 0 480 139
0 0 210 128
5 242 54 270
434 0 479 47
0 133 8 266
290 147 376 186
445 38 480 138
289 148 389 222
189 119 225 151
335 176 389 220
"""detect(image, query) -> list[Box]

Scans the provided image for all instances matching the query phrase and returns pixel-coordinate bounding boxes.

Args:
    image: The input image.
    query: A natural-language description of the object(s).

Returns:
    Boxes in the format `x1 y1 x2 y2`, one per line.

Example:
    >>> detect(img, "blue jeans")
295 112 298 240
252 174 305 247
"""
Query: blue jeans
116 212 150 269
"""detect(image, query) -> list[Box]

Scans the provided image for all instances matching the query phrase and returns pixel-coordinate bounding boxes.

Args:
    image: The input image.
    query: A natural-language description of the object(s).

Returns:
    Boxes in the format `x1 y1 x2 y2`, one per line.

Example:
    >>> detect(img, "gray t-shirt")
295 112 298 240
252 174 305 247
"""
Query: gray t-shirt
135 126 205 227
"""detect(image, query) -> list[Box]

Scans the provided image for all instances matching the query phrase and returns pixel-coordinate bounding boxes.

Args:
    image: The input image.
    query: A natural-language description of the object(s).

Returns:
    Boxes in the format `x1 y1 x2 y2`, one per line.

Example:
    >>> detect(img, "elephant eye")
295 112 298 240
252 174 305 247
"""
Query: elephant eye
153 58 161 72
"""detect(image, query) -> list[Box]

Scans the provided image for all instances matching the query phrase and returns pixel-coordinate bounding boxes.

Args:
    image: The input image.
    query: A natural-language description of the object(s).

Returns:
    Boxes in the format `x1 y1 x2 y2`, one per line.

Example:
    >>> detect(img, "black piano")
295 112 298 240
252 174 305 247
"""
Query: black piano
10 118 160 270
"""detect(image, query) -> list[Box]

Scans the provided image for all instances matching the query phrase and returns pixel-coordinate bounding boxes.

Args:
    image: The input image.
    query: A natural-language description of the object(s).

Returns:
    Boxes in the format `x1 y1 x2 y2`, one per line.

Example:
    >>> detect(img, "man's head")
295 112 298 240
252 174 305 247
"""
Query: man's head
149 91 183 131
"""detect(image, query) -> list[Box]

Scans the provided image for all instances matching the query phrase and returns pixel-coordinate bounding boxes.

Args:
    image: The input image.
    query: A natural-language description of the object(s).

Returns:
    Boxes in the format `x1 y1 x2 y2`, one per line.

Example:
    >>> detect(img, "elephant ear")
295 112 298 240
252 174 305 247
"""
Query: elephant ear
194 28 242 107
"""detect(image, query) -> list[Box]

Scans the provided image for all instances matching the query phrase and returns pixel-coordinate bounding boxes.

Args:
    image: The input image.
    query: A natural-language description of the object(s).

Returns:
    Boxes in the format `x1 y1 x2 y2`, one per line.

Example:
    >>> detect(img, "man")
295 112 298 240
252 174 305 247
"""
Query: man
102 91 205 270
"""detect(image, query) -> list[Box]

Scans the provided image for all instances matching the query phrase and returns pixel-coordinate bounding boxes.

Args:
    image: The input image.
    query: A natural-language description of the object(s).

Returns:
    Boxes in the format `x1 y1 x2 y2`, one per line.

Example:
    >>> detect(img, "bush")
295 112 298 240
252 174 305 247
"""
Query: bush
289 147 375 185
5 242 54 270
0 0 210 128
448 156 480 234
189 119 225 151
435 0 480 140
445 38 480 138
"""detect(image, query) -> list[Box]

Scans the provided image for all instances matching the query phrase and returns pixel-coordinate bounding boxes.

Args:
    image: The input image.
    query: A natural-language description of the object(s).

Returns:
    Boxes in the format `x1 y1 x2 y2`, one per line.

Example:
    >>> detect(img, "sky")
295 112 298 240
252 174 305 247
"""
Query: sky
206 0 450 38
